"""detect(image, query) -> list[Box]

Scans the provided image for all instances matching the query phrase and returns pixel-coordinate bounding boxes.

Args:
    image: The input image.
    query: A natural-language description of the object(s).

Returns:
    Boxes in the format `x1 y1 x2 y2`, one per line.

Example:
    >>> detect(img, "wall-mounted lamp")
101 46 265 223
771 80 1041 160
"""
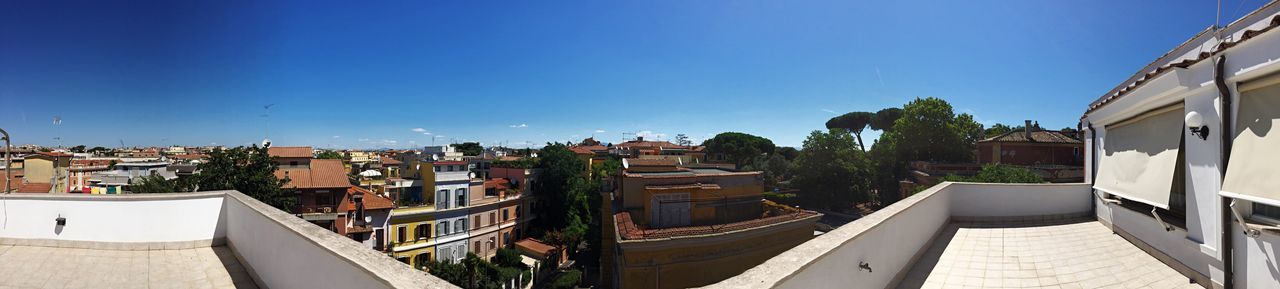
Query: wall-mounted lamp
1185 111 1210 140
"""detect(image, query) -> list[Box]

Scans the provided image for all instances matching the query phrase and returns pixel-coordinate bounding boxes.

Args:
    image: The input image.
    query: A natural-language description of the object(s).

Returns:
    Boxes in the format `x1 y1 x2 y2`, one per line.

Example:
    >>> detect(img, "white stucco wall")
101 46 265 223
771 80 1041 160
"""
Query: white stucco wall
705 182 1094 289
947 183 1092 217
0 193 225 243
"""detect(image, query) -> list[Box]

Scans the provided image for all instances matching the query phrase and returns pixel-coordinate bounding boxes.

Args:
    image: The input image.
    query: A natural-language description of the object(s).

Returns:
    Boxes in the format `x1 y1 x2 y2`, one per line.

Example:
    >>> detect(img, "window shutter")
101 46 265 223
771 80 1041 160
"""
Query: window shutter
1093 105 1184 209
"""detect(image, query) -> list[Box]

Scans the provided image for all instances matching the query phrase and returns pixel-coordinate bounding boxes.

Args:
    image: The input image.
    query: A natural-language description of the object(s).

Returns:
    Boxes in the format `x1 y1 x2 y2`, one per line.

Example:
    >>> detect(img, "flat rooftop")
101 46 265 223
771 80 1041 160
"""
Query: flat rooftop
0 245 256 289
897 219 1200 289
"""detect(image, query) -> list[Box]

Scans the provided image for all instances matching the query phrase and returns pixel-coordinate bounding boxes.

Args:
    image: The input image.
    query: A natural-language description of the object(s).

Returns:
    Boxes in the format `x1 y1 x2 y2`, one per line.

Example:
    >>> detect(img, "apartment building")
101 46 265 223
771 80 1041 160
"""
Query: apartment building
270 146 351 229
19 151 71 193
336 186 395 251
603 158 820 289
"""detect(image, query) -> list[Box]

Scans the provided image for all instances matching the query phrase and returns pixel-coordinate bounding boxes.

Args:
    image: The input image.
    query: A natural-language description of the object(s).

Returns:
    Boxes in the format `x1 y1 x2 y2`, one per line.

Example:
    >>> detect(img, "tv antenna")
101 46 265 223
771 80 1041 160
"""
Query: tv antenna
52 116 63 148
262 104 276 141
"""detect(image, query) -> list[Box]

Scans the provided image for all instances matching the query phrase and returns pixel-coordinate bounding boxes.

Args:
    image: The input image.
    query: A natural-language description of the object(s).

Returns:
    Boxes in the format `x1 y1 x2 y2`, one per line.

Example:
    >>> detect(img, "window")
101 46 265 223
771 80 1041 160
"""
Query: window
438 220 449 236
1255 204 1280 221
456 219 466 233
397 226 406 243
437 190 450 209
414 254 428 268
489 212 495 226
474 241 481 253
515 205 522 219
489 237 496 249
455 189 466 207
316 192 333 206
503 232 510 246
290 161 298 166
514 228 521 240
447 165 454 172
434 165 440 172
473 216 480 229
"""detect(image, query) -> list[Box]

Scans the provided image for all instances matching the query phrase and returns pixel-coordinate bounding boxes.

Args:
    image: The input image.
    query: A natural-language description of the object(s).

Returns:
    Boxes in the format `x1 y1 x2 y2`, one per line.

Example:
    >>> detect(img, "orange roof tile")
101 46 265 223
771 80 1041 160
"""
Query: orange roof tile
15 182 52 193
515 238 557 256
339 186 395 211
614 209 818 240
276 159 350 189
268 146 313 158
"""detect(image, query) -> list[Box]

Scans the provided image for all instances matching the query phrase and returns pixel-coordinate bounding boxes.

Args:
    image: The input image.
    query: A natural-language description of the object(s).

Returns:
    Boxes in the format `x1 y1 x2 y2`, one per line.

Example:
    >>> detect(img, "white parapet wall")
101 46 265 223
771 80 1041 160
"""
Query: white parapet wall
700 182 1094 289
0 192 227 246
0 191 458 289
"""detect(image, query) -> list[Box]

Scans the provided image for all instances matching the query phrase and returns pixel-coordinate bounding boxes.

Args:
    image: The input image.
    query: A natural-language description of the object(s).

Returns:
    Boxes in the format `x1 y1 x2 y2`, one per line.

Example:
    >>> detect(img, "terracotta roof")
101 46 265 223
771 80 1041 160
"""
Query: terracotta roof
380 158 402 165
515 238 557 256
276 159 350 189
15 182 52 193
979 129 1082 144
644 183 721 191
338 186 395 211
625 158 678 167
569 145 608 155
1088 13 1280 114
268 146 313 158
433 161 467 165
616 140 686 150
32 152 72 158
614 208 819 240
71 159 112 167
485 178 511 190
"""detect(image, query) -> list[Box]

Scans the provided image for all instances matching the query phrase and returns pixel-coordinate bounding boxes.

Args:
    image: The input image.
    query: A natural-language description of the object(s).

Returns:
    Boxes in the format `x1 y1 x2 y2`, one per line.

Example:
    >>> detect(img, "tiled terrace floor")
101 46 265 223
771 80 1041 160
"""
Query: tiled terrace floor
897 219 1202 289
0 245 257 289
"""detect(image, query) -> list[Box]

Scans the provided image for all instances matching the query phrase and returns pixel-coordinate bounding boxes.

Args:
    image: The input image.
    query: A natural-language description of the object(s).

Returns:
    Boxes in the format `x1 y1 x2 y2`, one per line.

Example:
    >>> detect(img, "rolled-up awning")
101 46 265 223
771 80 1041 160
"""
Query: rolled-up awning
1094 104 1184 209
1222 75 1280 207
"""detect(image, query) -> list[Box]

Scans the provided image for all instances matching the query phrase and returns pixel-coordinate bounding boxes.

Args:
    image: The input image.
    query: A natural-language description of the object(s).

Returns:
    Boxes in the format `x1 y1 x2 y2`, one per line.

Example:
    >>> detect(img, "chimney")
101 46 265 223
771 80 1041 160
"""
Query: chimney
637 136 644 141
1024 120 1033 140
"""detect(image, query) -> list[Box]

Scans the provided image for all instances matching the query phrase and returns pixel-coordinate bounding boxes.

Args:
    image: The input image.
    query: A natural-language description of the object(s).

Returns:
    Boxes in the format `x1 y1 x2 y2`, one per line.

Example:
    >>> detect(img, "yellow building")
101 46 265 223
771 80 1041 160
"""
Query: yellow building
21 152 72 193
388 161 436 268
602 158 820 289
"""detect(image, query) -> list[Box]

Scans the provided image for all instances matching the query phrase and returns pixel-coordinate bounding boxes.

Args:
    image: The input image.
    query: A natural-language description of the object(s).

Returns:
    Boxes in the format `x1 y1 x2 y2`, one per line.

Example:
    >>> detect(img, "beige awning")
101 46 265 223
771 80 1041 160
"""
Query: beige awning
1222 75 1280 207
1094 104 1184 209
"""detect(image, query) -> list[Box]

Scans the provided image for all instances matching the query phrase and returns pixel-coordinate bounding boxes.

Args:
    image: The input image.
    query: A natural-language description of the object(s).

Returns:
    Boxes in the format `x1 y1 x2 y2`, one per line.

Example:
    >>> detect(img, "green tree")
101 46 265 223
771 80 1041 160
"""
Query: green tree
984 123 1022 137
825 111 875 150
701 132 777 168
452 142 483 156
941 164 1044 183
69 145 86 153
129 174 197 194
548 270 583 289
316 150 343 159
531 144 593 257
196 145 296 211
774 147 800 161
871 107 903 132
791 130 873 210
743 154 791 190
88 146 109 154
888 97 980 164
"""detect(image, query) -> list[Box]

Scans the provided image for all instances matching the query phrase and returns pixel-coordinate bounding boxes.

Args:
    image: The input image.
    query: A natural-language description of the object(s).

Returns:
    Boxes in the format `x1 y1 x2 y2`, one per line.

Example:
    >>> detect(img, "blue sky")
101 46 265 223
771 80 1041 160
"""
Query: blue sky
0 0 1266 148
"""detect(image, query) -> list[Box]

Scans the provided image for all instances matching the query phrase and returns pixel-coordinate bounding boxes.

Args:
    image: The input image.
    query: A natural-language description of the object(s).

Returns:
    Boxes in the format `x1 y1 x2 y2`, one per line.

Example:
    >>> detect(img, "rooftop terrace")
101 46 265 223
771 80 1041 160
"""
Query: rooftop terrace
0 191 457 289
701 182 1203 289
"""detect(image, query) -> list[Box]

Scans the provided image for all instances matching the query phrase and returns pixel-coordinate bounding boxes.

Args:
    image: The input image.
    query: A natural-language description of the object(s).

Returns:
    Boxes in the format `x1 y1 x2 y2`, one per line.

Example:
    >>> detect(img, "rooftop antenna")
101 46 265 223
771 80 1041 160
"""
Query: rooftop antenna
262 104 276 142
52 116 62 148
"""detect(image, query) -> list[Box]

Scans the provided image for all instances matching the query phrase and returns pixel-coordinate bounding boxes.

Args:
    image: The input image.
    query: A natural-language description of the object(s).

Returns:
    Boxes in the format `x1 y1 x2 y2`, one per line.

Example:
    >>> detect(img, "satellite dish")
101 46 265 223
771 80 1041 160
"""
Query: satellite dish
469 172 476 179
431 154 439 161
364 216 373 223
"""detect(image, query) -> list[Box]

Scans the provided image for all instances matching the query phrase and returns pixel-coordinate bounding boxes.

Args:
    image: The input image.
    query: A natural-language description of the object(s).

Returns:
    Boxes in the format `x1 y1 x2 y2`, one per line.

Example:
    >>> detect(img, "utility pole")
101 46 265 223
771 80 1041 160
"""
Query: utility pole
1 128 10 194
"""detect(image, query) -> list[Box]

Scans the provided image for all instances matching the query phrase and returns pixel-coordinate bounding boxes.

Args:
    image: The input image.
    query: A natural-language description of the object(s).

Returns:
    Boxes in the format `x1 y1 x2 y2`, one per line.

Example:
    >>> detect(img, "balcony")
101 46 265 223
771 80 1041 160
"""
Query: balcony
701 182 1199 289
0 191 456 289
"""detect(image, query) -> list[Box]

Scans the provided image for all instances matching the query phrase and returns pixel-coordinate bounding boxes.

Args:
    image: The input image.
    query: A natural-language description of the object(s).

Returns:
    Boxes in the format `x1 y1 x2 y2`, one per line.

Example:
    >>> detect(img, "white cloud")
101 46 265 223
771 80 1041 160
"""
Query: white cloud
411 128 426 132
571 134 580 138
332 135 340 139
594 129 606 133
509 124 528 128
821 109 837 114
422 132 433 135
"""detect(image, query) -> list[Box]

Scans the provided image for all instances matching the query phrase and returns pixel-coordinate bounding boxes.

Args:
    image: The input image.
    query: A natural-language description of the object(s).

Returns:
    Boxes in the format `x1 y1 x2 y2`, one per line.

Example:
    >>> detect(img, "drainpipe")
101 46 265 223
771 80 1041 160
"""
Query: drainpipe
1 128 8 194
1214 54 1235 289
1086 122 1097 215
